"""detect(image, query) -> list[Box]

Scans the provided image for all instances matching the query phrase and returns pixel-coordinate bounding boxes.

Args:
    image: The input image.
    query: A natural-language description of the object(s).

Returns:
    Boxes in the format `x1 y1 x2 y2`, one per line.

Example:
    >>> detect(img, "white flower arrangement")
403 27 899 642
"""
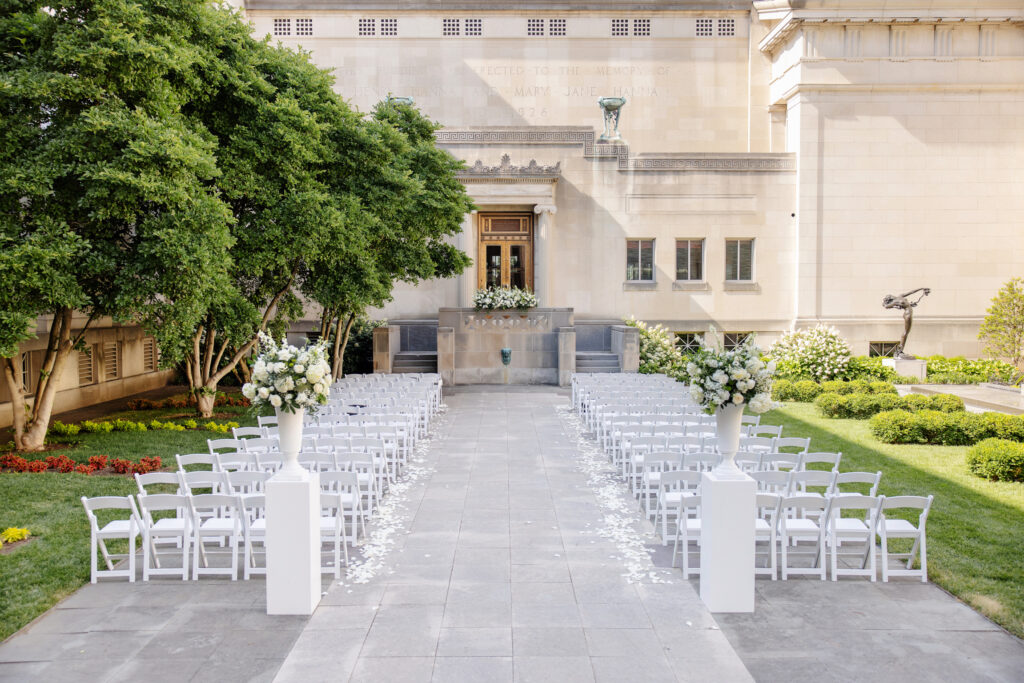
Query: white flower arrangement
769 324 851 381
241 332 331 414
686 334 776 415
472 286 538 311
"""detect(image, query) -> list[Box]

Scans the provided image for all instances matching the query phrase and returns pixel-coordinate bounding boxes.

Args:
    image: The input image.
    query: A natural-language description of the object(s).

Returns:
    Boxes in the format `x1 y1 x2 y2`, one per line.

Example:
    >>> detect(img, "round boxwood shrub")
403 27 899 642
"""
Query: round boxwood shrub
870 381 898 395
967 439 1024 482
930 393 965 413
871 410 922 443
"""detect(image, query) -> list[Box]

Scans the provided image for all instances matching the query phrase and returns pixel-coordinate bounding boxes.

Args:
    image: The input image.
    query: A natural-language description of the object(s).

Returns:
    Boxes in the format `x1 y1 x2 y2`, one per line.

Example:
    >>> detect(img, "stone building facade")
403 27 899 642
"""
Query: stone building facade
256 2 1024 375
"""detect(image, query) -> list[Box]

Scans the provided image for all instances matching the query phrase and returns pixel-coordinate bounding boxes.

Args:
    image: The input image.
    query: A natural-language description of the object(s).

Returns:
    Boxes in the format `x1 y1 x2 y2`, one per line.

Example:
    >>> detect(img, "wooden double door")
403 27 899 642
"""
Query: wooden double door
477 212 534 291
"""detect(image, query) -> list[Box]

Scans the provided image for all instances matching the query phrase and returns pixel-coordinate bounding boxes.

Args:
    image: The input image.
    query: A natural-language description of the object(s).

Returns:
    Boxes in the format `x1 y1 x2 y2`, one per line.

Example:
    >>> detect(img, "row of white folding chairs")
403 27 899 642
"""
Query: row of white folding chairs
81 486 361 583
604 420 780 462
211 433 404 471
174 454 385 511
638 451 843 520
668 491 933 583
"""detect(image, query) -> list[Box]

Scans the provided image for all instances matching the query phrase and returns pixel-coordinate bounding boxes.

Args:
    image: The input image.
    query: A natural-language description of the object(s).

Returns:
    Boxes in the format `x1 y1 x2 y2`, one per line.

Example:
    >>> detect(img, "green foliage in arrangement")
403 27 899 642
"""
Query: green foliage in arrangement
870 410 1024 446
815 392 964 419
978 278 1024 371
966 439 1024 483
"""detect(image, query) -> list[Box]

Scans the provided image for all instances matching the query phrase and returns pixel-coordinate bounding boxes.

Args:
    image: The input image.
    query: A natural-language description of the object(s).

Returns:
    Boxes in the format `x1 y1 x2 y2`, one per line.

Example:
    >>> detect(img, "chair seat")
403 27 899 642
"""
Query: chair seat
152 518 187 532
251 519 267 532
199 519 238 533
783 520 820 534
644 473 662 485
662 491 697 505
832 518 870 534
755 519 773 532
99 520 137 536
881 519 918 536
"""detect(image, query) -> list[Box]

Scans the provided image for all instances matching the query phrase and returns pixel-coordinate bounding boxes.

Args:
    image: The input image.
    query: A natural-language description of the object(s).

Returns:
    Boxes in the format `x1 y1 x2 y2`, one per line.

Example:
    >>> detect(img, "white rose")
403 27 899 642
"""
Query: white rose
306 368 324 384
258 387 270 399
712 370 729 384
294 364 305 374
730 368 749 381
269 394 282 407
732 393 745 404
277 349 292 361
716 389 730 403
242 384 256 399
708 359 719 368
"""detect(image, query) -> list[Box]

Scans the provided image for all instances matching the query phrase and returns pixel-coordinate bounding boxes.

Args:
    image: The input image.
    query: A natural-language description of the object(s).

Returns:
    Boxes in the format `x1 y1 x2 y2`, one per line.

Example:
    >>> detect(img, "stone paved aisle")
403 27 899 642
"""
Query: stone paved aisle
274 386 753 683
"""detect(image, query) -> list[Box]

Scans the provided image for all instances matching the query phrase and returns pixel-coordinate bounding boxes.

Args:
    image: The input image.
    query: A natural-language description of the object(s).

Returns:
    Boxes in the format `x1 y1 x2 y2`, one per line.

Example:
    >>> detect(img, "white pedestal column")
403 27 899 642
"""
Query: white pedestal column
266 470 321 615
458 211 478 308
533 204 557 307
699 470 756 613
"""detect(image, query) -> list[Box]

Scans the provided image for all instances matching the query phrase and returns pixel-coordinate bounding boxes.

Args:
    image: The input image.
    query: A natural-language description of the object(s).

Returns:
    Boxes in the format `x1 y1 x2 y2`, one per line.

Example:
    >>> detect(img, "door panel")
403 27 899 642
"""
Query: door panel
476 212 534 291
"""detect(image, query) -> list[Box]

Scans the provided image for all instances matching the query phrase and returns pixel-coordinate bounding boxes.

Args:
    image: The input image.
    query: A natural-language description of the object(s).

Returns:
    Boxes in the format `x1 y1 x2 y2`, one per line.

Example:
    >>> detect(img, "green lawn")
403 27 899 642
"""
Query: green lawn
763 402 1024 638
0 408 259 641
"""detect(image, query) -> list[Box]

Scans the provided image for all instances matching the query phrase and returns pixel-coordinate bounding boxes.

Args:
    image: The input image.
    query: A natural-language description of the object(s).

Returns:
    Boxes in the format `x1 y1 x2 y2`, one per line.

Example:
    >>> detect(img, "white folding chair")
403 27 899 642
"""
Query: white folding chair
751 470 791 495
321 471 367 540
188 493 244 580
175 453 216 472
749 425 783 439
801 452 842 472
830 471 882 498
232 426 264 439
775 437 811 455
241 494 267 579
755 493 781 580
778 495 830 580
760 452 801 472
787 470 835 499
656 470 701 545
257 415 278 428
215 451 258 473
828 494 883 582
137 494 191 581
81 496 141 583
242 437 279 454
682 451 719 472
320 492 349 577
879 495 933 583
227 470 270 496
738 436 775 454
671 494 702 578
639 454 681 520
207 438 244 455
135 472 181 496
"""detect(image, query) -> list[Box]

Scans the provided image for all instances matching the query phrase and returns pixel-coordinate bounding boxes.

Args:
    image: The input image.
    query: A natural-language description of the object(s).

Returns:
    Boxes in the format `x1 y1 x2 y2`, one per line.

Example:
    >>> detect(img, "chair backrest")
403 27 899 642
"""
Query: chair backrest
750 424 783 438
756 493 781 520
232 426 264 439
760 452 801 472
178 470 228 495
831 471 882 497
189 493 242 519
880 495 933 527
137 493 189 515
227 470 269 494
829 493 883 515
320 470 359 492
665 436 702 453
241 494 266 523
135 472 181 496
81 495 135 513
215 451 258 472
318 436 351 451
242 437 279 453
786 471 835 497
741 415 761 426
751 470 791 493
207 438 243 454
775 437 811 454
682 451 719 471
643 454 680 474
176 453 216 471
739 436 775 452
780 494 829 517
660 470 701 491
257 416 278 427
801 451 842 471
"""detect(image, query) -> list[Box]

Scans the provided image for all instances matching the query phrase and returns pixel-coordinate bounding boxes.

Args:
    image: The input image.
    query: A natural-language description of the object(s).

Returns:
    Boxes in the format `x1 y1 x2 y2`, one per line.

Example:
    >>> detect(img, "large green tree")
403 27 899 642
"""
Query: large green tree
0 0 234 449
979 277 1024 371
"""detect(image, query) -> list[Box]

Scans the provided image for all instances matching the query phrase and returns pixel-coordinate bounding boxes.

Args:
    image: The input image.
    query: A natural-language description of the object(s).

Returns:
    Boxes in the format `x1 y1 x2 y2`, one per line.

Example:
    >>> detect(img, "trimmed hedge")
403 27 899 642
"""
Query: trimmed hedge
870 410 1024 445
773 378 897 403
815 391 964 419
967 439 1024 482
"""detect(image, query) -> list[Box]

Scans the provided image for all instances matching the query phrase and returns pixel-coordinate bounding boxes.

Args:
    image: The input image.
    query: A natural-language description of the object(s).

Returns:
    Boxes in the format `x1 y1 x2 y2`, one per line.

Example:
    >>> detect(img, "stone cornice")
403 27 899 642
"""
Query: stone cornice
458 154 561 181
437 128 796 173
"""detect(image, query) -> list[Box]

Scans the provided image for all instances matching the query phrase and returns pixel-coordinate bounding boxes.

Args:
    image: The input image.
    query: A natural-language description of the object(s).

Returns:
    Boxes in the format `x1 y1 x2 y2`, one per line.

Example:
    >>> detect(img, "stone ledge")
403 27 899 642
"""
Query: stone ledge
623 281 658 291
673 280 711 292
722 281 761 293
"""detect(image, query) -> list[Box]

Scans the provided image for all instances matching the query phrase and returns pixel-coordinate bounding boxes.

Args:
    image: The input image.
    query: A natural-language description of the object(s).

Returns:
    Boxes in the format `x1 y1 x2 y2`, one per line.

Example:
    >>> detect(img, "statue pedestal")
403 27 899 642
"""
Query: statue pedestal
266 471 321 615
882 358 927 381
699 470 756 613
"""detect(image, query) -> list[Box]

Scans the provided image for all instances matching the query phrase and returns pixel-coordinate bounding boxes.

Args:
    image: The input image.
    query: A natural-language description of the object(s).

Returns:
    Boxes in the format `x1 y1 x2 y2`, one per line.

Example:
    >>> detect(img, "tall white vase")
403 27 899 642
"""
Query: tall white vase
275 407 306 480
714 403 745 473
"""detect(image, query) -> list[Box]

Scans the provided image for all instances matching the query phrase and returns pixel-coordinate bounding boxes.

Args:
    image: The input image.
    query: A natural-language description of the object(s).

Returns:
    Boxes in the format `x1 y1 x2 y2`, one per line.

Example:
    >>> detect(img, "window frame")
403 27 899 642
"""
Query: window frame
625 238 656 283
869 341 900 358
674 238 705 283
723 332 751 351
675 332 703 354
724 238 755 283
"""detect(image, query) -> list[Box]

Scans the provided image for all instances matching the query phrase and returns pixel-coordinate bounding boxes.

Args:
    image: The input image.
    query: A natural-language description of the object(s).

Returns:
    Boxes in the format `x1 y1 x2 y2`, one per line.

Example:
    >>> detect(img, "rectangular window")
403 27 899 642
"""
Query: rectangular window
21 353 33 395
442 18 460 36
723 332 751 351
717 18 735 37
633 19 651 36
380 18 398 36
675 239 704 281
465 18 482 36
696 18 713 37
549 19 567 36
527 19 544 36
626 239 655 282
78 346 96 385
272 18 291 36
675 333 703 354
725 239 754 282
358 18 376 36
103 341 120 380
611 19 629 37
295 18 312 36
869 341 900 358
143 338 157 373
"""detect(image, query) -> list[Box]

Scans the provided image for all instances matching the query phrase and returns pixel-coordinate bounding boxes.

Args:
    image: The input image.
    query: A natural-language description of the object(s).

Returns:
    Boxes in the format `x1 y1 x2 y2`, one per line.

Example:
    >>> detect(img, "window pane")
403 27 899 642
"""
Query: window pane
675 241 688 280
640 240 653 281
626 240 639 280
486 245 502 288
509 245 525 289
691 240 703 280
725 240 738 280
739 239 753 281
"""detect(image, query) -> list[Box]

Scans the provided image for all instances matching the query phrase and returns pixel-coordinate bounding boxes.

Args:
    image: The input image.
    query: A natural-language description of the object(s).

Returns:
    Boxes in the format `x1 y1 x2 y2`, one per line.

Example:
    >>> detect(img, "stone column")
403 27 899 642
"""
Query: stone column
437 326 455 386
459 211 478 308
533 204 557 307
557 327 576 387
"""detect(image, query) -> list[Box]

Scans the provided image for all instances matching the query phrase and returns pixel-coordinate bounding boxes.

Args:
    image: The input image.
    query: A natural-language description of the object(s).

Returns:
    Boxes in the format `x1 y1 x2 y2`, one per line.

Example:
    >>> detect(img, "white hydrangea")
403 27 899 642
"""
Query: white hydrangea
769 324 851 381
683 331 777 414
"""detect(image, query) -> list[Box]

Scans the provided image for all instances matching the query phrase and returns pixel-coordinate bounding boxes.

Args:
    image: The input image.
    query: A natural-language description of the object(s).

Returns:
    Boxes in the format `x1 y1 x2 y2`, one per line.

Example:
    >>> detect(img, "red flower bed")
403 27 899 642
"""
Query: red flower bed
0 452 162 476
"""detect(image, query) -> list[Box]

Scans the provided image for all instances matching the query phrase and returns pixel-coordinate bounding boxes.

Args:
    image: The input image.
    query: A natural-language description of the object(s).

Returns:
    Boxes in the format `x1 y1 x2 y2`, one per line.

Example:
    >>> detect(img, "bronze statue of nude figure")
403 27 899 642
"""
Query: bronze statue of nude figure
882 288 931 359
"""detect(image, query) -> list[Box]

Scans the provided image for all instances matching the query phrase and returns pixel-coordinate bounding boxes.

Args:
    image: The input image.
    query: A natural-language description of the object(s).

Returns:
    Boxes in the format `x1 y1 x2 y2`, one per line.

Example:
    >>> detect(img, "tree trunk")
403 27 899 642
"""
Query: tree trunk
332 313 356 381
196 388 217 419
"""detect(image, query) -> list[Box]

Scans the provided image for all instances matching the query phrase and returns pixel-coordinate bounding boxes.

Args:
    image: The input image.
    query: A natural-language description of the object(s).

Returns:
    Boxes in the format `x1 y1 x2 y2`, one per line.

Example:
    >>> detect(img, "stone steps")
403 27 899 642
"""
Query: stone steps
576 351 620 373
393 351 437 374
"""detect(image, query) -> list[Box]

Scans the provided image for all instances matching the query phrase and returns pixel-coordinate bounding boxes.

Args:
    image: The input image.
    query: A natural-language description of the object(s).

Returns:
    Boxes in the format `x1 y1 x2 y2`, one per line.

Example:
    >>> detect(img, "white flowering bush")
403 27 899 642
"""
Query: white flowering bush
769 325 851 381
241 333 331 414
473 286 538 310
687 335 776 415
624 318 685 378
